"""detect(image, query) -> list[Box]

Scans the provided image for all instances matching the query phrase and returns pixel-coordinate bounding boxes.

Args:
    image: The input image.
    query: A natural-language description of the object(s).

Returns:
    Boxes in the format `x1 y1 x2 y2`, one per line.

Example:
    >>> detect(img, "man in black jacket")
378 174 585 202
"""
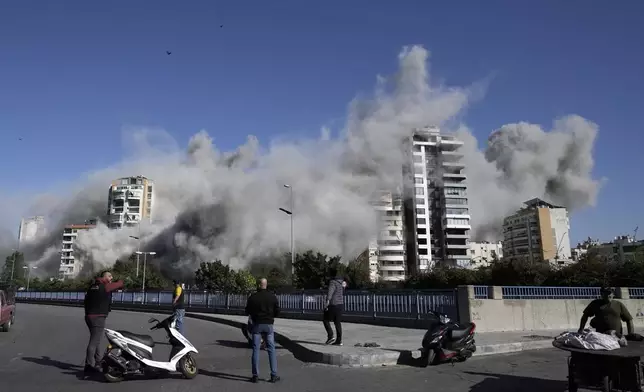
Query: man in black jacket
245 278 280 383
83 271 124 374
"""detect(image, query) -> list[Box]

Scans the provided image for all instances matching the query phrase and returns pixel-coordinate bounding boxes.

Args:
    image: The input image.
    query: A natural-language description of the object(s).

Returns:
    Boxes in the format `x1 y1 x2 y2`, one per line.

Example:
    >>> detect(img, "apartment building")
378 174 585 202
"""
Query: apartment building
502 198 571 264
18 216 46 247
58 219 97 279
368 191 406 282
107 176 155 229
469 241 503 269
402 126 472 272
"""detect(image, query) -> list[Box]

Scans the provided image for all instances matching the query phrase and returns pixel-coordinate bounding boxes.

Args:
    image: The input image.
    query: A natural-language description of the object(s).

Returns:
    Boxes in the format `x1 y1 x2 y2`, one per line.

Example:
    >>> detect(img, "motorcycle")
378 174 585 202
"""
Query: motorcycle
101 314 199 382
420 311 476 367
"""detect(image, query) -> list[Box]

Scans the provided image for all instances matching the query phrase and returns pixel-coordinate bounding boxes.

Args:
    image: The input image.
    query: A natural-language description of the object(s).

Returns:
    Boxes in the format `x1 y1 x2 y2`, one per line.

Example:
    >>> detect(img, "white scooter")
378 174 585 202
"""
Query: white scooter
101 314 199 382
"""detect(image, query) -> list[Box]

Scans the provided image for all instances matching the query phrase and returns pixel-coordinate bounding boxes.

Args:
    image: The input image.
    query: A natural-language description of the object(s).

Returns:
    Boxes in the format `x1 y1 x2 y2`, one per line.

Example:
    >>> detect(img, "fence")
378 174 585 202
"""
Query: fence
15 289 460 321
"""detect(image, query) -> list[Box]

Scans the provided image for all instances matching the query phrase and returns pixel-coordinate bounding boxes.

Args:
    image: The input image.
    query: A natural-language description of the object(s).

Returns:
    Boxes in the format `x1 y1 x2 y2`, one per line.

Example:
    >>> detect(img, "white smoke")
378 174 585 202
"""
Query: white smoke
0 45 603 277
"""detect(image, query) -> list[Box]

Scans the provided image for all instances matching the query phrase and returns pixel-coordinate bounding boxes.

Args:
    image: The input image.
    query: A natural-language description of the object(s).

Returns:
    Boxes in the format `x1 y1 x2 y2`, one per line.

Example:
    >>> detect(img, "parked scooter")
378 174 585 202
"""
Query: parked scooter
420 311 476 367
101 314 199 382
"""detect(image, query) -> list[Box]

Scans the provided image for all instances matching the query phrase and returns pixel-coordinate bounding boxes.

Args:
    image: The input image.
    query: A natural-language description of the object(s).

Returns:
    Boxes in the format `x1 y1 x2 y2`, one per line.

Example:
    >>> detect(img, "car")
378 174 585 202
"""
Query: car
0 289 16 332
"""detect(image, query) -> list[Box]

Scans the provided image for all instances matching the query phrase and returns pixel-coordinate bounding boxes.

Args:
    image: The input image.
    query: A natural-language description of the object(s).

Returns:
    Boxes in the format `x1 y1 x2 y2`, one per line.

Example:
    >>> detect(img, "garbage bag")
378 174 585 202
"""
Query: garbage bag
554 331 621 351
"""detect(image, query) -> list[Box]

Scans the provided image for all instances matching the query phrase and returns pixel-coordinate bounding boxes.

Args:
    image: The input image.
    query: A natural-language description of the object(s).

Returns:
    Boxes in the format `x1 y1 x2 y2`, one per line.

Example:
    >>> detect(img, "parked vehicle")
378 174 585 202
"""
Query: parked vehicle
101 314 199 382
420 311 476 366
0 289 16 332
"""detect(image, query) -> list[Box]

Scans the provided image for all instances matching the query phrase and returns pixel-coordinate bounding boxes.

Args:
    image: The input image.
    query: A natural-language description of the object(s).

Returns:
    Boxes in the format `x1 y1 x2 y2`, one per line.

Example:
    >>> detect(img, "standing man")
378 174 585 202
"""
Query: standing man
245 278 280 383
172 280 185 335
578 286 634 336
323 268 345 346
83 271 123 374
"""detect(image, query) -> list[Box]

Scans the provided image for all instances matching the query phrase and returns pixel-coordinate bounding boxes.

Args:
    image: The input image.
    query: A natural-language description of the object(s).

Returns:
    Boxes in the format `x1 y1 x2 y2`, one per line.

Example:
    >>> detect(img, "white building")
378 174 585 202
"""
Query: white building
502 198 571 264
368 191 406 282
58 220 97 279
107 176 155 229
469 241 503 269
18 216 46 247
403 126 471 271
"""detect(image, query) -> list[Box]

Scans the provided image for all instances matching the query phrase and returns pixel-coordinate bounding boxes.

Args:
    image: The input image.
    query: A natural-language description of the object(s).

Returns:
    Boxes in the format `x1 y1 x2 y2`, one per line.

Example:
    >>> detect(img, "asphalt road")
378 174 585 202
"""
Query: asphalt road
0 304 572 392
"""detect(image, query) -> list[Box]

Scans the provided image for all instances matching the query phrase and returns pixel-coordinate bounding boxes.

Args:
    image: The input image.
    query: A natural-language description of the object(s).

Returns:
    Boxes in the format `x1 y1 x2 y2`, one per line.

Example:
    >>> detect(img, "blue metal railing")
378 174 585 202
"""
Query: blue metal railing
629 288 644 299
473 286 488 299
501 286 601 300
16 289 459 321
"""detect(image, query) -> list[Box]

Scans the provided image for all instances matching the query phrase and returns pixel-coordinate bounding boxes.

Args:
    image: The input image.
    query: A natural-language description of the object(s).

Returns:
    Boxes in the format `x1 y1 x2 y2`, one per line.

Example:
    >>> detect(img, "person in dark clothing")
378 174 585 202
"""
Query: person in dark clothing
245 278 280 383
172 280 185 335
83 271 124 374
579 286 634 336
323 269 345 346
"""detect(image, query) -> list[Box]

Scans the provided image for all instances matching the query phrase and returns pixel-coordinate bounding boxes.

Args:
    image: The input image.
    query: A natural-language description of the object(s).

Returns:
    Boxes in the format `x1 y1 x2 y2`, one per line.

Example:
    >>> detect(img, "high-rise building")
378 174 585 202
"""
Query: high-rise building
469 241 503 269
58 220 97 279
402 126 472 272
18 216 46 247
107 176 155 229
502 198 571 263
368 191 406 282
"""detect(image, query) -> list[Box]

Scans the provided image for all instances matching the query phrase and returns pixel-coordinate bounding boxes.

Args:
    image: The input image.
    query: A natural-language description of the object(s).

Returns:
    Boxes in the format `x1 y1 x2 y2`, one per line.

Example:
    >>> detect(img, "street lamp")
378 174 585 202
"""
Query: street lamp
130 222 142 277
279 184 295 276
22 266 37 291
135 251 156 294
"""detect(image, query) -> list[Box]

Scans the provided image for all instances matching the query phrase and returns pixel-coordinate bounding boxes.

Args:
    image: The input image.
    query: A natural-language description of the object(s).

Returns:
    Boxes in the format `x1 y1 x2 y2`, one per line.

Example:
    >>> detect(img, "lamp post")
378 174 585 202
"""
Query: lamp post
129 222 142 277
279 184 295 277
135 251 156 295
22 266 37 291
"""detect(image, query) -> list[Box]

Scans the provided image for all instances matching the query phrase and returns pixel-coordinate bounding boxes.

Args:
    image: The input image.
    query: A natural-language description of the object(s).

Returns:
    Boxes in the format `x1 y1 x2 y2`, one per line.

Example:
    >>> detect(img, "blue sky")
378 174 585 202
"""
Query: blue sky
1 0 643 245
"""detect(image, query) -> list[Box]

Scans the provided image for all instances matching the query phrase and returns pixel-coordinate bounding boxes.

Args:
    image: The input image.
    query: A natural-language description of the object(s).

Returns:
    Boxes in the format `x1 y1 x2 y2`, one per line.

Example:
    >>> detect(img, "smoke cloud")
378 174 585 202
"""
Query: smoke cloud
0 45 603 278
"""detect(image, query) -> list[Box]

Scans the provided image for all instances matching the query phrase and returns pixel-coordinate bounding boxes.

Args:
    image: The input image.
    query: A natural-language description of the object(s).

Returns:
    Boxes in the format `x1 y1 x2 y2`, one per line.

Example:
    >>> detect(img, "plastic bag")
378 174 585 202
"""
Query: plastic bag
555 330 621 351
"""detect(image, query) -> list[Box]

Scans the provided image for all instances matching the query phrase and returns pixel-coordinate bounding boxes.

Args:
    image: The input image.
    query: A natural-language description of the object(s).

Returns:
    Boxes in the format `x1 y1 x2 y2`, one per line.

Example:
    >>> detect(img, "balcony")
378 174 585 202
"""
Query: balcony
379 264 406 272
442 161 465 169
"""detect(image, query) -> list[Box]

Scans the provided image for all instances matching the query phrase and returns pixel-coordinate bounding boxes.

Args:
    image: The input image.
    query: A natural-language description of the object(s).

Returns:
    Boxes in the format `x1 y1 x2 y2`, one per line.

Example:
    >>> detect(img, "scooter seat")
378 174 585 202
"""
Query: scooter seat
450 325 474 340
117 330 155 347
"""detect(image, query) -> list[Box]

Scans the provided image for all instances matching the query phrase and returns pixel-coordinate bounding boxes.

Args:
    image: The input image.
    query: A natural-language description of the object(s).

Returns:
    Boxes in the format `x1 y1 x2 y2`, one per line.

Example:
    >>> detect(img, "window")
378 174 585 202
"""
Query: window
447 218 469 226
418 238 427 245
445 187 466 197
414 177 423 184
446 208 469 215
415 187 424 195
417 228 427 235
419 248 428 255
413 155 423 163
413 145 422 152
416 218 427 225
416 198 425 205
147 185 153 193
445 198 468 205
415 208 425 215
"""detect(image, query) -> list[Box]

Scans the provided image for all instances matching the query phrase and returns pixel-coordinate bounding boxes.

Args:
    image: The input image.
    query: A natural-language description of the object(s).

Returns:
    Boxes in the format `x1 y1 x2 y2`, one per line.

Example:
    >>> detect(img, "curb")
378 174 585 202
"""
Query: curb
18 301 555 367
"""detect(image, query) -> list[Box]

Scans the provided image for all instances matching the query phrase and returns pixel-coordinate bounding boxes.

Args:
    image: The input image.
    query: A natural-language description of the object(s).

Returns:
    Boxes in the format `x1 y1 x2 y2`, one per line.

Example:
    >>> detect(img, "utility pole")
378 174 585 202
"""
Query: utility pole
280 184 295 279
129 222 142 277
136 251 156 296
10 243 20 283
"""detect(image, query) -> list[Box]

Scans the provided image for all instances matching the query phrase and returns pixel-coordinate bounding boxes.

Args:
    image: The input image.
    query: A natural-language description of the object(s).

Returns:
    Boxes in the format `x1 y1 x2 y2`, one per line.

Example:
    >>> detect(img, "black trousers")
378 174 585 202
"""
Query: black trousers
85 315 107 367
323 304 344 342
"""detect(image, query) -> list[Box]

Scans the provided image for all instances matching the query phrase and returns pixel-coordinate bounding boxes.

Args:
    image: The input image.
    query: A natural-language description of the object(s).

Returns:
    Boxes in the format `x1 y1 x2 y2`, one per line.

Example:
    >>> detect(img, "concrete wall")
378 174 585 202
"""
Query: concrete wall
459 286 644 333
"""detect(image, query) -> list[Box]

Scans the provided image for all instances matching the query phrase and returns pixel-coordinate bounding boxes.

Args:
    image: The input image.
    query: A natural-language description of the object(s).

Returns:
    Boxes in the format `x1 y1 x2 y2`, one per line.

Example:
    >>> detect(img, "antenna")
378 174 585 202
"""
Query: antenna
634 226 639 241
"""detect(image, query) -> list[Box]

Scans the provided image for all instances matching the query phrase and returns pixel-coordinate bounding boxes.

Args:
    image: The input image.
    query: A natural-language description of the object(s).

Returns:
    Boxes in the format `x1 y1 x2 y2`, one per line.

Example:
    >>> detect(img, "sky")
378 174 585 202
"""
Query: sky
1 0 643 246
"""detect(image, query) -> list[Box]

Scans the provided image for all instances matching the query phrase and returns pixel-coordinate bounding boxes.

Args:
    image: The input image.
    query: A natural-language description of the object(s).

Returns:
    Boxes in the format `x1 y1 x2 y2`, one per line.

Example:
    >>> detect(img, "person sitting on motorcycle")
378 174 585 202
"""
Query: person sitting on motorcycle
578 287 634 337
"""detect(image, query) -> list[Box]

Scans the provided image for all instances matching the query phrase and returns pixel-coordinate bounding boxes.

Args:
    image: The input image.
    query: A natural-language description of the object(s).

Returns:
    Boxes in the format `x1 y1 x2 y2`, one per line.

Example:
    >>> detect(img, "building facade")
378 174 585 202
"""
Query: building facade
58 220 97 279
502 198 571 264
368 191 406 282
18 216 46 247
403 126 471 272
107 176 155 229
469 241 503 268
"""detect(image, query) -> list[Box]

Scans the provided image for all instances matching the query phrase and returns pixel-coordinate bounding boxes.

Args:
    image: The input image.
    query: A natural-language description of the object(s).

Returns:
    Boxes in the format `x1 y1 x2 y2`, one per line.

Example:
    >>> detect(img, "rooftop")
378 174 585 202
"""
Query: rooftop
523 197 564 209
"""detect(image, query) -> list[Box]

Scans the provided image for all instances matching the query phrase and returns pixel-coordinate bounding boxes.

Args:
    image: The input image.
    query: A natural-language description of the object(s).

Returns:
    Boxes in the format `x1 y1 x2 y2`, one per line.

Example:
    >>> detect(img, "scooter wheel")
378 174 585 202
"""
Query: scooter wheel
178 354 198 379
421 349 438 367
103 365 124 383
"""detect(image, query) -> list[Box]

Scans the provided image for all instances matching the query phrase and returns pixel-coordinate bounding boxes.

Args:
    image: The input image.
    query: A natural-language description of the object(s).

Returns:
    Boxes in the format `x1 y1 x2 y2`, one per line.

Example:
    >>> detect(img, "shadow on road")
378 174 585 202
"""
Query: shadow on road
215 339 285 350
199 368 254 382
464 371 567 391
21 356 102 382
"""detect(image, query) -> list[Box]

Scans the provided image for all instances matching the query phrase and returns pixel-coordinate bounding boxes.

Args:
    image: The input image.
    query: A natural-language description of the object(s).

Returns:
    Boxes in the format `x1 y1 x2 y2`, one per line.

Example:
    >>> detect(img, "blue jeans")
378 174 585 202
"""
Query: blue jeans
173 308 185 335
251 323 277 378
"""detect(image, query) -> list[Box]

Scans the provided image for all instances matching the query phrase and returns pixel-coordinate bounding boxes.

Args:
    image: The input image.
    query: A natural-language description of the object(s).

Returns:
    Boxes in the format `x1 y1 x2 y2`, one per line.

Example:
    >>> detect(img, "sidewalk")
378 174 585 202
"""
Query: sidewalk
187 312 564 367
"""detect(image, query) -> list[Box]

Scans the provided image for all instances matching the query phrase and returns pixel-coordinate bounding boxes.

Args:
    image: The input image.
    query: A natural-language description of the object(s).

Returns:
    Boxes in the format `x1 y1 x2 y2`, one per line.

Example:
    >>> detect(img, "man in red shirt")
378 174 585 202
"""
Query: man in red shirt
83 271 124 374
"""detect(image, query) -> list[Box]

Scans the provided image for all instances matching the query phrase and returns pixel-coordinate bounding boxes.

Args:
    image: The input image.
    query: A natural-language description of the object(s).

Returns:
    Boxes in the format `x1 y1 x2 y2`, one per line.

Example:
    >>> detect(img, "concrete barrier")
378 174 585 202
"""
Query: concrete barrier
458 286 644 333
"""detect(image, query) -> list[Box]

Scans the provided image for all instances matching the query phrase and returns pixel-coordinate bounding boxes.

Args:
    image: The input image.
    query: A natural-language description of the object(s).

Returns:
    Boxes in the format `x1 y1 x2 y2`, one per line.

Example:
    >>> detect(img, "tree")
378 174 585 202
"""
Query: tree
293 250 341 290
0 251 26 288
108 254 169 290
248 253 293 290
342 249 372 289
234 269 258 294
194 260 236 292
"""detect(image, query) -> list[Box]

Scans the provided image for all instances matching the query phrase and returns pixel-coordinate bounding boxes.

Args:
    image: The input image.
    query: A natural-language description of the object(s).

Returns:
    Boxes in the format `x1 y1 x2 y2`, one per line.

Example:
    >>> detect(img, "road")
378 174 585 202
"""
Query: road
0 304 571 392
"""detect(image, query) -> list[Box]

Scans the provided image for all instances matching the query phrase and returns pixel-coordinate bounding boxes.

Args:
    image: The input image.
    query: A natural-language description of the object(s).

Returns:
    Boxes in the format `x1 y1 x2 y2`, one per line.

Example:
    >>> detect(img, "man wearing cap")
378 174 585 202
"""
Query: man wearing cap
172 280 185 335
578 287 635 336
